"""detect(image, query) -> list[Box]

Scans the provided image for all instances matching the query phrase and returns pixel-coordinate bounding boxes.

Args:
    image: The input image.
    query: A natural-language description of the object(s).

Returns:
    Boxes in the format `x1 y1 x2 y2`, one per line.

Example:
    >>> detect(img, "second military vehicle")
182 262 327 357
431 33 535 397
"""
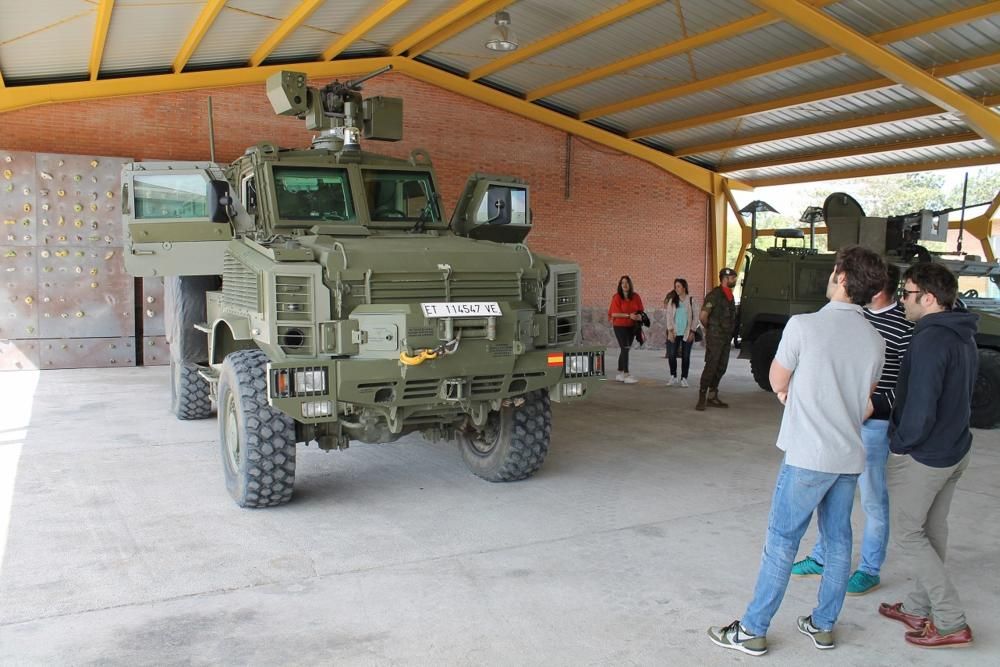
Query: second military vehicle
738 192 1000 430
122 67 605 507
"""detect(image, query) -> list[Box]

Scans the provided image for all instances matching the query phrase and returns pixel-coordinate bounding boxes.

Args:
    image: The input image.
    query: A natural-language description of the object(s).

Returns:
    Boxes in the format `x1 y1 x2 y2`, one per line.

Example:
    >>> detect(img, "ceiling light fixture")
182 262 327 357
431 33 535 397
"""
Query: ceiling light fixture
485 11 518 52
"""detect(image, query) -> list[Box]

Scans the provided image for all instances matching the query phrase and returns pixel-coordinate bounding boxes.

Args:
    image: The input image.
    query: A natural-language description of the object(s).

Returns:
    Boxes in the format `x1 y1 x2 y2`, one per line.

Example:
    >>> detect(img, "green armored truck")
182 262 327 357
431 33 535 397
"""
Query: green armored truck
122 67 605 507
738 192 1000 430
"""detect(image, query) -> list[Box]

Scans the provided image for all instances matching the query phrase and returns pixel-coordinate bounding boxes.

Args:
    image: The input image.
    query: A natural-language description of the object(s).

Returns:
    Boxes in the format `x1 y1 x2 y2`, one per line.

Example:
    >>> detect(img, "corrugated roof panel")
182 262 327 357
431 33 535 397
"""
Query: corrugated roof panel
0 2 93 82
543 54 693 113
670 0 762 35
187 0 291 69
269 0 373 62
471 1 683 94
101 1 204 75
824 0 985 35
602 56 878 132
890 17 1000 69
729 141 999 182
714 120 980 166
688 23 828 80
360 0 460 51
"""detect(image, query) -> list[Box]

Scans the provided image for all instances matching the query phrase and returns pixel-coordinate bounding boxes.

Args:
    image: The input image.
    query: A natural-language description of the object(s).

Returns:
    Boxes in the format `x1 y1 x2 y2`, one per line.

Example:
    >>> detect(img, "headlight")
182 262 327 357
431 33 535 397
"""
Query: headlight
271 366 328 398
294 369 326 393
302 400 333 418
565 355 590 375
561 382 584 397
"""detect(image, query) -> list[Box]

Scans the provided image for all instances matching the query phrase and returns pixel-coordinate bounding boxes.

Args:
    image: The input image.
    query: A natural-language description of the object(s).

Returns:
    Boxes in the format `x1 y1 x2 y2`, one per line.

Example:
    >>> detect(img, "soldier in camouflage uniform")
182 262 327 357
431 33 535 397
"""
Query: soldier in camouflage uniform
697 267 739 411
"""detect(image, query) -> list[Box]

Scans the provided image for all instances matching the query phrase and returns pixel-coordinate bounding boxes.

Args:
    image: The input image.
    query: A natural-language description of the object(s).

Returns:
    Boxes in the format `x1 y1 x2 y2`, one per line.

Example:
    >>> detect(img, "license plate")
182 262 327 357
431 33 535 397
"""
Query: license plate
420 301 502 318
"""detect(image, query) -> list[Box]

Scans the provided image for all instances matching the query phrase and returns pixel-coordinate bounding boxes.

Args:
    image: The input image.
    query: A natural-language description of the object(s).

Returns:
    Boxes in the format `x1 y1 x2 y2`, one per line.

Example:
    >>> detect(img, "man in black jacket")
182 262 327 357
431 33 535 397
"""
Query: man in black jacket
878 262 977 649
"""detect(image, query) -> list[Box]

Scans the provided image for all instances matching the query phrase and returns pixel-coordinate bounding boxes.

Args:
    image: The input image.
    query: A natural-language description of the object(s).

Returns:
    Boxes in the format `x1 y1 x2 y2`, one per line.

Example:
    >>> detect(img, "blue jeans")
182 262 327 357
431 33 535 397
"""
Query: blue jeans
743 463 859 635
810 419 890 576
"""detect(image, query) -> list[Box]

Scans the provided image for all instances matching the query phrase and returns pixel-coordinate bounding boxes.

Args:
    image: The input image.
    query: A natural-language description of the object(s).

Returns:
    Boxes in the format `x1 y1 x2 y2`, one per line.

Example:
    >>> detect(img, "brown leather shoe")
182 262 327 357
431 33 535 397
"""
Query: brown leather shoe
878 602 928 631
904 622 973 649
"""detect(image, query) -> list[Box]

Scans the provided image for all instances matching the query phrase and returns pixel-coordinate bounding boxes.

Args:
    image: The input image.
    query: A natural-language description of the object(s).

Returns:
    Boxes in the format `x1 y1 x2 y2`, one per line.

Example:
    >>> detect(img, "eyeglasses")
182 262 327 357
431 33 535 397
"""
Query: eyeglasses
902 289 923 299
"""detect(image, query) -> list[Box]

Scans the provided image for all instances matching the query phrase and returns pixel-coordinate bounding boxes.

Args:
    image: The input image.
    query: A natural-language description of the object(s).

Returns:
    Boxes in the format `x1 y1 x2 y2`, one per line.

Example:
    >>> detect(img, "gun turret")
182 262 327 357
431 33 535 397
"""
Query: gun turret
266 66 403 151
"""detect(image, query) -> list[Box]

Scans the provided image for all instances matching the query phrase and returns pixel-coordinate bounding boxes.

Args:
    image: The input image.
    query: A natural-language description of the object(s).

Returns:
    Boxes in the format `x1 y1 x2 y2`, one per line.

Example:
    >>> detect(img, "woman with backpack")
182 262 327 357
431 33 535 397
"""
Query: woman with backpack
663 278 697 387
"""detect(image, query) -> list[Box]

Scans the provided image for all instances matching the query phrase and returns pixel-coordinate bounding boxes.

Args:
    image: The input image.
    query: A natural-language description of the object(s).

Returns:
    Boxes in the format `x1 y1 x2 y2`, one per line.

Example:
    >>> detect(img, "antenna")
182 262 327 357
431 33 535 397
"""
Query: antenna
207 96 217 162
957 172 968 254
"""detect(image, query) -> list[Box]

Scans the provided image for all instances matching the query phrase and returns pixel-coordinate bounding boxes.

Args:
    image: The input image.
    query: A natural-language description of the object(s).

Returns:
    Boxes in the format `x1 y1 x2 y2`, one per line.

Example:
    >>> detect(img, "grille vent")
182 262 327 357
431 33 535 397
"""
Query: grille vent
223 254 259 312
554 271 579 343
276 275 314 355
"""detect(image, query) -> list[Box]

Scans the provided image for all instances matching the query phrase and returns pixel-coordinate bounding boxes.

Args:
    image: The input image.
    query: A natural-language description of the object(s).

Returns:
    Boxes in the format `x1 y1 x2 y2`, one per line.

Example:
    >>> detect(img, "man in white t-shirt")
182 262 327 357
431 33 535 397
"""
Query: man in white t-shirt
707 245 886 656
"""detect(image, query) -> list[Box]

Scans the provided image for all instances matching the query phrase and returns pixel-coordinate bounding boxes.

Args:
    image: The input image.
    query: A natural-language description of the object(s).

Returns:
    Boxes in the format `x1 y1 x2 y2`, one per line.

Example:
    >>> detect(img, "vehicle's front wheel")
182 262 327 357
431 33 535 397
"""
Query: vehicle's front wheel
459 390 552 482
750 328 783 392
971 348 1000 429
218 350 297 508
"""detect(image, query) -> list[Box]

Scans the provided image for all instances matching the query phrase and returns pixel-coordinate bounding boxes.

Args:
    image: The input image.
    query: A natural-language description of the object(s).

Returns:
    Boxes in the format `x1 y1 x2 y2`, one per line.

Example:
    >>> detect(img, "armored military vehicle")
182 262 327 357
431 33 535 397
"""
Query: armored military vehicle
122 67 605 507
738 192 1000 429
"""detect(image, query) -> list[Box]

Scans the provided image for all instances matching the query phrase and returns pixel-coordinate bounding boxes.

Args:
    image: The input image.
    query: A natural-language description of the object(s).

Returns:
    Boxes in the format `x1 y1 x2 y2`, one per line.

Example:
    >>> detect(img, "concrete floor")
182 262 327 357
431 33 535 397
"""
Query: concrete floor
0 348 998 666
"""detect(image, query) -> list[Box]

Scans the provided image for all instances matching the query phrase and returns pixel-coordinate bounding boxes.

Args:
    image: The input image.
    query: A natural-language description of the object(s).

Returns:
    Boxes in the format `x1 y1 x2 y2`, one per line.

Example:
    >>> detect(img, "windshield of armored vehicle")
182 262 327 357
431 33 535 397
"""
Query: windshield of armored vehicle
273 166 355 222
133 173 208 219
363 170 440 223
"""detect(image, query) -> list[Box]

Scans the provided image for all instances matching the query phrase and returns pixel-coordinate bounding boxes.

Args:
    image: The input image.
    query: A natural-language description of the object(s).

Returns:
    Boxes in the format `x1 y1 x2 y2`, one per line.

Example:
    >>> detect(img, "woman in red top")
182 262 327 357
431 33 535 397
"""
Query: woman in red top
608 275 644 384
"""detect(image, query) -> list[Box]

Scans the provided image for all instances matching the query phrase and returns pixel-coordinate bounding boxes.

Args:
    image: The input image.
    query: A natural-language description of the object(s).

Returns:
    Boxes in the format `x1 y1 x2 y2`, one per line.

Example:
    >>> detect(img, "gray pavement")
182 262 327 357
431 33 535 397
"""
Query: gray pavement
0 348 998 665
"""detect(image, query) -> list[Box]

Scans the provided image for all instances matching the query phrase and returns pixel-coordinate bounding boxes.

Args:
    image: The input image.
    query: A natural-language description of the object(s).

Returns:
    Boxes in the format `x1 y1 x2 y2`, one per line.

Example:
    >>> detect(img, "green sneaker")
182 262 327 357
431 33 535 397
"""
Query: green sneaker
791 556 824 578
707 620 767 656
846 570 880 596
797 615 835 650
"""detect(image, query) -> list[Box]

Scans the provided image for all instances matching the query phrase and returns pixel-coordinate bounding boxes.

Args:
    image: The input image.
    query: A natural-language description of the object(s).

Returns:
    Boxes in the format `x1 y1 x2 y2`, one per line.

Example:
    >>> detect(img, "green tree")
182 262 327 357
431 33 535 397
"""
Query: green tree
946 168 1000 209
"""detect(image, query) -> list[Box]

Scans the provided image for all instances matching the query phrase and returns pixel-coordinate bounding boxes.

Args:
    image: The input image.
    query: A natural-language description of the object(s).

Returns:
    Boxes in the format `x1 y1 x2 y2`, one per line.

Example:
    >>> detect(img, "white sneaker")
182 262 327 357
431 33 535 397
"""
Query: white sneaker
666 376 677 387
680 378 689 388
623 374 638 384
615 372 625 382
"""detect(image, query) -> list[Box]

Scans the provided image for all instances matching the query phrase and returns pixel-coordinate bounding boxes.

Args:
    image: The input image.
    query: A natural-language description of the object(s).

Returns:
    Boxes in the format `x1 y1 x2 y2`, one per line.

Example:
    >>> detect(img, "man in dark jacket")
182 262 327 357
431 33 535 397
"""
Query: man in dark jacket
879 262 977 649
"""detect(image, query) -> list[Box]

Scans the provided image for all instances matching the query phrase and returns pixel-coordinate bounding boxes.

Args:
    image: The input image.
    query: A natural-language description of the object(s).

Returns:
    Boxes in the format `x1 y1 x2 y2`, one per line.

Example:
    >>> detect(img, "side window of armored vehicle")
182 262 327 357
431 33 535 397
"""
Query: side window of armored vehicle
795 264 830 300
273 166 354 223
133 173 209 219
241 175 258 214
475 186 526 226
363 170 440 222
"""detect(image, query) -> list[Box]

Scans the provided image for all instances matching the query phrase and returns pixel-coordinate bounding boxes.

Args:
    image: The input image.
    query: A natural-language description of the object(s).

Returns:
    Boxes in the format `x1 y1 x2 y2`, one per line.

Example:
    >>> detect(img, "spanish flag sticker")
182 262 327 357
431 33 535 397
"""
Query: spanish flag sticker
547 353 564 366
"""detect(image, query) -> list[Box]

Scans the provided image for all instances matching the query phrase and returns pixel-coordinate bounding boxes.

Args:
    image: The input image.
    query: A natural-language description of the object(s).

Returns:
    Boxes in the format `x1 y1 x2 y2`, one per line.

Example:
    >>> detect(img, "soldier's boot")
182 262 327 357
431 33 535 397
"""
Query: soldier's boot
706 389 729 408
695 390 707 411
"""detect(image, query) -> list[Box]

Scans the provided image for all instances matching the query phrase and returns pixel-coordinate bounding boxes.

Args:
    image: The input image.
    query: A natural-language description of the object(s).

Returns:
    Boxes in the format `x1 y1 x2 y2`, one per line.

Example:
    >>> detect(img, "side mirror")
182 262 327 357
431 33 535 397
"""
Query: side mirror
208 179 233 223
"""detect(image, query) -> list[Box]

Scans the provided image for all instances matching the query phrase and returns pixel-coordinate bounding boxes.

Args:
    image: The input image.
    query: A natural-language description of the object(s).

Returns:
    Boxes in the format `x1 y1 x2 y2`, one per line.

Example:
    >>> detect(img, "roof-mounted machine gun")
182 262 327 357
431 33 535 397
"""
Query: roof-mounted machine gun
266 65 403 151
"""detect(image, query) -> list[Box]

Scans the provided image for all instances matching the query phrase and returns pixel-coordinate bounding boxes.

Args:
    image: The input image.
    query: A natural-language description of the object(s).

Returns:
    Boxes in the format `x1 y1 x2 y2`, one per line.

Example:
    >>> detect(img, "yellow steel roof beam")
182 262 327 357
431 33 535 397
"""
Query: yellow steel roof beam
752 0 1000 149
173 0 228 74
398 0 511 58
581 0 1000 121
88 0 115 81
248 0 325 68
321 0 411 61
675 93 1000 157
389 0 496 56
524 12 776 102
747 155 1000 187
721 132 983 173
468 0 663 81
629 51 1000 138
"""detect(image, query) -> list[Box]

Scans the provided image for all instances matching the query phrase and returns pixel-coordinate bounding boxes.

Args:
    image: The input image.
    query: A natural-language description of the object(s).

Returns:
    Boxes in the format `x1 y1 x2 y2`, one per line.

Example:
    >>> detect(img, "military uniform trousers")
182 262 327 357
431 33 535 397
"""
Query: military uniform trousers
700 337 731 392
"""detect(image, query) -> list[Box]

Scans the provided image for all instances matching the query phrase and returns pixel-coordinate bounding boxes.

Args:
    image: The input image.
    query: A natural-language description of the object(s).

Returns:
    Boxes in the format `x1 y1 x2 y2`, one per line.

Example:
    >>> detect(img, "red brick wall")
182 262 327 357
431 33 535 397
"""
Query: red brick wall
1 73 709 345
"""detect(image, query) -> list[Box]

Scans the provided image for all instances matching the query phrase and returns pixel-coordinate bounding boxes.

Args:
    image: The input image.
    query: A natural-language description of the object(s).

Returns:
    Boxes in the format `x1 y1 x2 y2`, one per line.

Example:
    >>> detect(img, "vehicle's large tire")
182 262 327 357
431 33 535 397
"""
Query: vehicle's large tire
750 328 783 392
971 348 1000 429
459 389 552 482
170 358 213 420
218 349 297 508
